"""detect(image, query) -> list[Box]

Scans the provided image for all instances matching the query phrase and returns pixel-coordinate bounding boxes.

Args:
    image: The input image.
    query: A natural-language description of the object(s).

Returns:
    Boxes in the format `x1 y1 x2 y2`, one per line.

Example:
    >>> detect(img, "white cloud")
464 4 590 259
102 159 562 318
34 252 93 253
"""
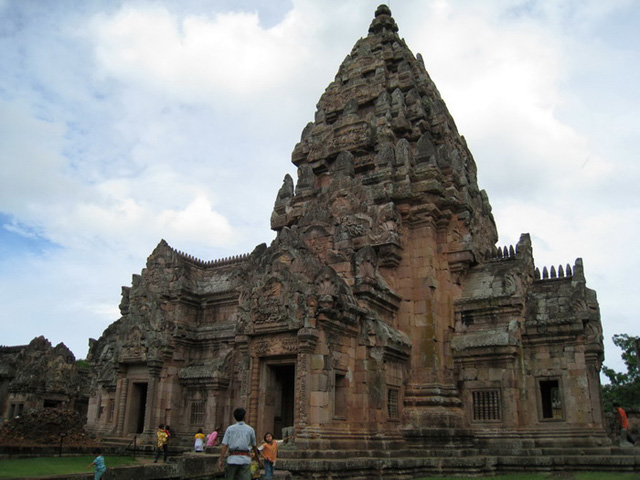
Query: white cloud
0 101 79 214
89 5 310 103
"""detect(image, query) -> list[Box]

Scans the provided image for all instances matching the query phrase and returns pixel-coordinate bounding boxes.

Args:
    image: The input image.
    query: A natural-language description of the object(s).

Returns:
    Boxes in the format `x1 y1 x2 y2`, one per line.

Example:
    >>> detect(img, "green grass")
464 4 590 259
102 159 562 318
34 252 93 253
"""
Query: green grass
417 474 640 480
0 455 140 478
1 461 637 480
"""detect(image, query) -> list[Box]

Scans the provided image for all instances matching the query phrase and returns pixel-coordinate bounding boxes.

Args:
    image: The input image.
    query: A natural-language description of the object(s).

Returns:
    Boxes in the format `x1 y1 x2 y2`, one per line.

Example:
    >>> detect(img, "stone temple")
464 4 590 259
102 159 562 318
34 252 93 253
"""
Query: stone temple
85 5 616 477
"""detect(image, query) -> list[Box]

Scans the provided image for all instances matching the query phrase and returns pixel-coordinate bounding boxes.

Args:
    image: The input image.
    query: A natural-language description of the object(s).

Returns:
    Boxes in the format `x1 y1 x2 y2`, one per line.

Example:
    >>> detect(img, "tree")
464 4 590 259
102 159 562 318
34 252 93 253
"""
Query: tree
602 333 640 410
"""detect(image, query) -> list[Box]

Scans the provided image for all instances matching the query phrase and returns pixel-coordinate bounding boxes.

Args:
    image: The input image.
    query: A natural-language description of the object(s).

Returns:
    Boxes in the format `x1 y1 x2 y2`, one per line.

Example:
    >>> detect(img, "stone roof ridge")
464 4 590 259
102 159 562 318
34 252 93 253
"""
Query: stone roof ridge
534 258 585 281
176 249 250 268
486 244 518 261
154 239 250 268
0 345 28 353
484 233 532 263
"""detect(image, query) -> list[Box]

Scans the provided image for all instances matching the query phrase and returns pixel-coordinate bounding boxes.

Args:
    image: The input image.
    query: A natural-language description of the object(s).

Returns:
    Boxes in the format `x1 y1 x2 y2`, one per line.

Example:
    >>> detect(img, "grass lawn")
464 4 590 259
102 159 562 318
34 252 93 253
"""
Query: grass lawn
1 461 637 480
0 455 141 478
417 475 640 480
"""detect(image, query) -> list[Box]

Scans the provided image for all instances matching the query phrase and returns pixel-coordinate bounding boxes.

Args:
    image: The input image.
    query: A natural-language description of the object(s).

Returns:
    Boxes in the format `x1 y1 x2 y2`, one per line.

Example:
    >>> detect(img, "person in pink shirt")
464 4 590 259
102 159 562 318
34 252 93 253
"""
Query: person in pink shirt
207 425 221 447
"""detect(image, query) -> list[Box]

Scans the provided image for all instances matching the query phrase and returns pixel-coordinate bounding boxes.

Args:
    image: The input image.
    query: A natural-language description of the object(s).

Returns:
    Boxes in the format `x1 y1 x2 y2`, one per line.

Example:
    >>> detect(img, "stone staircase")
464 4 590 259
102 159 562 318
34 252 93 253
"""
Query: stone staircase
272 443 640 479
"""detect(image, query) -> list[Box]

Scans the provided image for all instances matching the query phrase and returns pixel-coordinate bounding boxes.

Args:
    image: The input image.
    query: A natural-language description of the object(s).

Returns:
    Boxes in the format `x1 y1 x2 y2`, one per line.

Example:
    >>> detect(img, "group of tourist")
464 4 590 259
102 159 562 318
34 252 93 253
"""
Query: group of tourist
210 407 279 480
194 424 221 452
147 407 279 479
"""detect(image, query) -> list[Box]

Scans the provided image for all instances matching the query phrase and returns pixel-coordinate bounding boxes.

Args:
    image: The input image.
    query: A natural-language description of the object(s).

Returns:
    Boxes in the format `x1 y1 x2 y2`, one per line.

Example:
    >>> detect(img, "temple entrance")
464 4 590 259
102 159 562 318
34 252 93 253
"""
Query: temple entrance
258 360 295 439
126 382 148 434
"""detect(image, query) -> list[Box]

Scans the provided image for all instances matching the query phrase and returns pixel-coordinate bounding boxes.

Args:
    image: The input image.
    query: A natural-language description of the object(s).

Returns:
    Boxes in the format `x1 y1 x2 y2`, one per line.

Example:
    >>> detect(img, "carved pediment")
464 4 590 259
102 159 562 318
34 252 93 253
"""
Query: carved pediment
251 336 299 357
178 350 232 389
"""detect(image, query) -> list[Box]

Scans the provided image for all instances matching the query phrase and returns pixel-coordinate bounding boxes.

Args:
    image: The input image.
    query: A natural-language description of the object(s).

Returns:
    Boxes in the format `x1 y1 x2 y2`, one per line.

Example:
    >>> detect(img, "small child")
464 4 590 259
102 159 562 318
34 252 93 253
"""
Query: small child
194 428 206 452
260 432 278 480
88 448 107 480
250 451 261 479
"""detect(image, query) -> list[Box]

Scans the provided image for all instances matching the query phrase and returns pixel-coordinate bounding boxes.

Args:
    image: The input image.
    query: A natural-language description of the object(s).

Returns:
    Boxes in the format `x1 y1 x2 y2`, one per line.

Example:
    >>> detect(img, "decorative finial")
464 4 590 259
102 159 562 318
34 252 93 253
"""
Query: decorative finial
369 4 399 35
375 4 392 17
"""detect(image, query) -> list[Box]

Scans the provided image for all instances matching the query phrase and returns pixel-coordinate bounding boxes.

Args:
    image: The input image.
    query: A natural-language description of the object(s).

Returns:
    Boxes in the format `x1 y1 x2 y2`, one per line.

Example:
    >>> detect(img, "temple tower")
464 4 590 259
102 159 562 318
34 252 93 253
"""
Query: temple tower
270 4 499 434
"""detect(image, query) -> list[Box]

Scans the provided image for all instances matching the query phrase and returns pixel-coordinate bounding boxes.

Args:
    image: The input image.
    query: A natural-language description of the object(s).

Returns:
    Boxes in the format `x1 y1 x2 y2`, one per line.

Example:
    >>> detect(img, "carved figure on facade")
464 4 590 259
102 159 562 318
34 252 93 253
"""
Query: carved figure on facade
369 202 401 246
178 348 232 385
251 336 299 357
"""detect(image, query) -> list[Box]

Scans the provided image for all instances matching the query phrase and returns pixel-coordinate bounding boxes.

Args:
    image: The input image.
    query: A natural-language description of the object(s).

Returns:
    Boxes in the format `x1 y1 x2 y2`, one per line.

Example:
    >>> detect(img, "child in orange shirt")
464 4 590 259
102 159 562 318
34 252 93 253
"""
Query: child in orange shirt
260 432 278 480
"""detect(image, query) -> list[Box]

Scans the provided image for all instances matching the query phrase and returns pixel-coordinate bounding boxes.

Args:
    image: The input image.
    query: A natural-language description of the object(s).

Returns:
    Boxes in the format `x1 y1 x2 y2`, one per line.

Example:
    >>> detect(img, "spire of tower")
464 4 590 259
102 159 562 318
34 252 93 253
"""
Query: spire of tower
274 5 498 257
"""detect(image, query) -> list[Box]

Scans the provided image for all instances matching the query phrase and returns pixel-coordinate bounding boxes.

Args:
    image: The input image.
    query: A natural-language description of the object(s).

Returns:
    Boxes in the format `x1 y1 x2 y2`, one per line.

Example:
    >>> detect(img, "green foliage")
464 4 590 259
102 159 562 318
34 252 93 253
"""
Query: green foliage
602 333 640 410
75 358 90 369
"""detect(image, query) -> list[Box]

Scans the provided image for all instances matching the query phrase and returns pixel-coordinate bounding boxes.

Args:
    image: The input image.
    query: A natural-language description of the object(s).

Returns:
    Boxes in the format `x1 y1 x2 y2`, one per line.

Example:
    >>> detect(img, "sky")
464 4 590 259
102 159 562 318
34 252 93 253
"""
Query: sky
0 0 638 376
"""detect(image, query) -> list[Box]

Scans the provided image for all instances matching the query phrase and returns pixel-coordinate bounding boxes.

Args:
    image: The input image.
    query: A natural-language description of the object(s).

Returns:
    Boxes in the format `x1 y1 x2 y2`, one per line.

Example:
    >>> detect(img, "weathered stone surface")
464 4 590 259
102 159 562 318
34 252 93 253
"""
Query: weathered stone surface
0 336 89 424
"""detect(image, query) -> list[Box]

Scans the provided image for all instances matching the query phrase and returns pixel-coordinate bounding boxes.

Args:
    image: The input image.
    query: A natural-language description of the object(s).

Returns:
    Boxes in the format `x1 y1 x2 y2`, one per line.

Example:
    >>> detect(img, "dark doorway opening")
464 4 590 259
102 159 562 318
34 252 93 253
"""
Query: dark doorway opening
260 362 295 439
129 382 148 434
271 364 295 438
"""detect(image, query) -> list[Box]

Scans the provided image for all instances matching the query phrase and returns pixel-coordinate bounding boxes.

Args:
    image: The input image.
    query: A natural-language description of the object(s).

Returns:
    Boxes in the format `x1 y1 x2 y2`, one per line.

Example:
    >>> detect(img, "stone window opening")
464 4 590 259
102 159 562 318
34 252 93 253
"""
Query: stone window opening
387 388 399 420
190 400 205 425
471 389 501 422
334 373 347 420
539 378 563 420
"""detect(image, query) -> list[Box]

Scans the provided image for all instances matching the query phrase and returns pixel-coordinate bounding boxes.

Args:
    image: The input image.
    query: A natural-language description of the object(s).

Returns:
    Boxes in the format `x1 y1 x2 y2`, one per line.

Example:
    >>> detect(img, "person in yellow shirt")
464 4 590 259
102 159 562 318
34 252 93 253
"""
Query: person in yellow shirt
250 451 261 479
194 428 206 452
154 424 169 462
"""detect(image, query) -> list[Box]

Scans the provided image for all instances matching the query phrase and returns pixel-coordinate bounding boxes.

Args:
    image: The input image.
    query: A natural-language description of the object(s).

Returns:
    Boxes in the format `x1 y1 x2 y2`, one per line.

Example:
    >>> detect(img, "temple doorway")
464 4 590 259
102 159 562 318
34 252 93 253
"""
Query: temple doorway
258 360 295 439
126 382 148 434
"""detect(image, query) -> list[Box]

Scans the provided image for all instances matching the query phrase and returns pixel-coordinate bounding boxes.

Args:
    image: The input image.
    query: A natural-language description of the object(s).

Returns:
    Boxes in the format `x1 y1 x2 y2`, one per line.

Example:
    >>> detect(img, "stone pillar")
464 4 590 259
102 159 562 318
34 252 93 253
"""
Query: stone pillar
115 366 129 436
585 352 604 427
235 335 251 420
145 360 163 435
207 390 219 429
296 328 319 434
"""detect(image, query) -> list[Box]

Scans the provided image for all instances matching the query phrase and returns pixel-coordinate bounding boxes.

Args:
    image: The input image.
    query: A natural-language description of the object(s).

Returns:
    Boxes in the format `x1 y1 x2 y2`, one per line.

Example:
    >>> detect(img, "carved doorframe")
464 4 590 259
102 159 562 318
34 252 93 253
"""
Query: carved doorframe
250 335 298 439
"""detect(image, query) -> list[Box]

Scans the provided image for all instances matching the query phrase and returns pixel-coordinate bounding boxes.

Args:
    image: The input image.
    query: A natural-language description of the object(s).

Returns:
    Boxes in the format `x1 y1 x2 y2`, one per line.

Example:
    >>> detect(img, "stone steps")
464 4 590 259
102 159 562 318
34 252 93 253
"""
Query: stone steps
274 449 640 479
277 445 631 460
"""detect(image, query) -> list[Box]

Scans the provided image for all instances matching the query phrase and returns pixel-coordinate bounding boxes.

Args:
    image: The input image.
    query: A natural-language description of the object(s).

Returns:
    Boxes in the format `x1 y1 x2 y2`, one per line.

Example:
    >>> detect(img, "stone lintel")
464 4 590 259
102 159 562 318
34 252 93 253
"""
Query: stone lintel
117 353 147 364
179 377 230 390
447 249 475 273
452 345 521 361
353 281 401 313
382 344 411 362
317 315 360 337
454 294 524 313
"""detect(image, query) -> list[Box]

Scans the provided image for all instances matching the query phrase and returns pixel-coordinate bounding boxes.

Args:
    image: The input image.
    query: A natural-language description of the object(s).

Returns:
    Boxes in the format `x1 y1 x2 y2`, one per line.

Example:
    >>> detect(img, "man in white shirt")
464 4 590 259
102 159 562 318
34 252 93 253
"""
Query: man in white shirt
218 407 262 480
